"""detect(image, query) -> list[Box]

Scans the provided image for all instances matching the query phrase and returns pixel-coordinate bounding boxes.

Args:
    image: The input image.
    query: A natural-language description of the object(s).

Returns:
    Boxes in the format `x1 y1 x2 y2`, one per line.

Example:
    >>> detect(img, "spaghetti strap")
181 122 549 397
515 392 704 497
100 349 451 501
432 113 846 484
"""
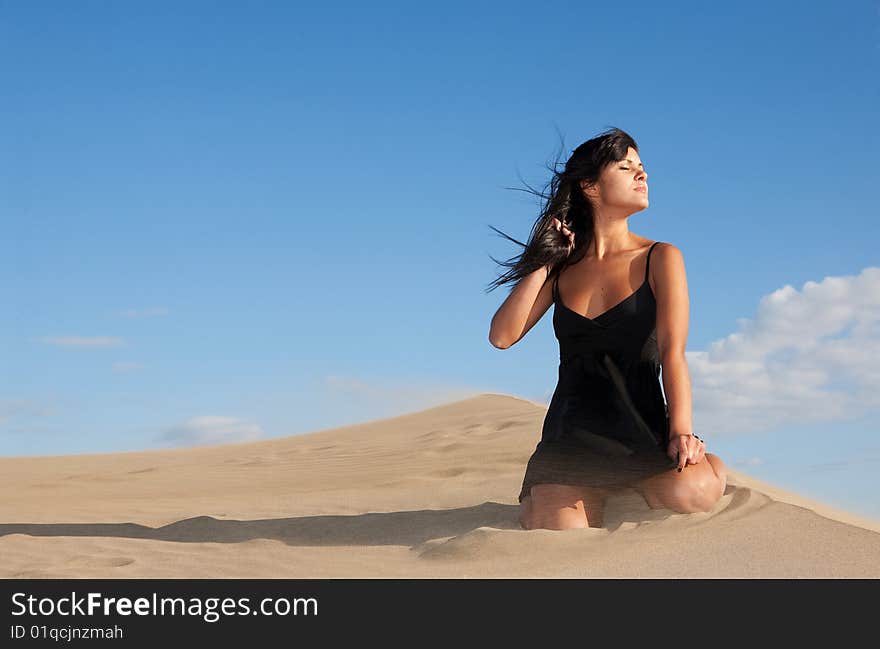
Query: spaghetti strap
552 272 560 303
644 241 661 283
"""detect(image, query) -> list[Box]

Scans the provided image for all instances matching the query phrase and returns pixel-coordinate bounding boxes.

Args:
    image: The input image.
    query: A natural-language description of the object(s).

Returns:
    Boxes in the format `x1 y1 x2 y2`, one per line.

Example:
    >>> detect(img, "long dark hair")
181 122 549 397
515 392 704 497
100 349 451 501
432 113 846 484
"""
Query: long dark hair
486 126 640 293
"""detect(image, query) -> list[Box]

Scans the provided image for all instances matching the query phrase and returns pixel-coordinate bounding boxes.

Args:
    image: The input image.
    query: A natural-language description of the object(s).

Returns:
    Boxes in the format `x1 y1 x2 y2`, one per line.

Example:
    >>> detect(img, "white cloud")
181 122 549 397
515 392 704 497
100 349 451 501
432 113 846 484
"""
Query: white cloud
35 336 123 348
687 267 880 435
156 416 265 448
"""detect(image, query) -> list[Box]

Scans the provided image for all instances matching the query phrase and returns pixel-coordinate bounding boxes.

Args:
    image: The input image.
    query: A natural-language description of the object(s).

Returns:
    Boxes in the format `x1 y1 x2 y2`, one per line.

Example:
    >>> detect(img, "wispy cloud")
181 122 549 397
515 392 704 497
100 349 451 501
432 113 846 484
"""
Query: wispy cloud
34 336 123 348
1 424 58 436
117 307 169 318
112 362 143 372
806 448 880 473
0 398 57 425
688 267 880 435
156 416 265 448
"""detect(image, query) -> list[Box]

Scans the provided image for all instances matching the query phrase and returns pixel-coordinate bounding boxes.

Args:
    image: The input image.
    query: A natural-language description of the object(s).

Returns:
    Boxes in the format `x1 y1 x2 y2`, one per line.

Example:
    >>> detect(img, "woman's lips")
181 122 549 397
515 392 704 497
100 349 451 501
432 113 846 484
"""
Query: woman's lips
635 186 648 193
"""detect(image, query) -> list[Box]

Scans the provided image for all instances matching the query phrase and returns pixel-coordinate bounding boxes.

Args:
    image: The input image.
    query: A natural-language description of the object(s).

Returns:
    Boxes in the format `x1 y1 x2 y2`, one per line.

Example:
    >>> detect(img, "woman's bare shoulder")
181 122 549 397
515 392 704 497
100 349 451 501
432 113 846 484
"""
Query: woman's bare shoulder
646 241 685 292
649 242 686 282
652 241 682 256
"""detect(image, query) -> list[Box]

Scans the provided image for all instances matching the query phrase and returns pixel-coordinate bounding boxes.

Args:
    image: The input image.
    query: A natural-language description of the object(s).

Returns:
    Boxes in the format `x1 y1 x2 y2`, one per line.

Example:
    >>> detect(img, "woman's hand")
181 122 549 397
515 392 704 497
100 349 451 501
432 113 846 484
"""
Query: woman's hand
667 433 706 472
552 218 575 255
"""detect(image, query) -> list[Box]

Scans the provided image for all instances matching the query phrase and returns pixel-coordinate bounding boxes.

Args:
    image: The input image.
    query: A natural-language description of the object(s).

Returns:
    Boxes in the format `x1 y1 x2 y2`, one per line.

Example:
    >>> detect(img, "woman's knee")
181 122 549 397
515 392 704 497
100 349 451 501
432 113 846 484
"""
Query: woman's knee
662 459 726 513
705 453 728 496
684 455 727 511
522 484 600 530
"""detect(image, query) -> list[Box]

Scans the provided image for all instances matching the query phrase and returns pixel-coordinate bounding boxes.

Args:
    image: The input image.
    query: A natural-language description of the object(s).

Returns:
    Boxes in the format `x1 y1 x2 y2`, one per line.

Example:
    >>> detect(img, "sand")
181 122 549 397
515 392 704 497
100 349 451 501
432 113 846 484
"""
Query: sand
2 394 879 578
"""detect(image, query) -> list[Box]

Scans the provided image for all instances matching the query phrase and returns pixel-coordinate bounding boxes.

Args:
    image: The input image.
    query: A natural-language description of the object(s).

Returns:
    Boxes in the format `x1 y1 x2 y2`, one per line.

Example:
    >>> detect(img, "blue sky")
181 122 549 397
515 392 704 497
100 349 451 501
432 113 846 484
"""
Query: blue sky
2 2 879 520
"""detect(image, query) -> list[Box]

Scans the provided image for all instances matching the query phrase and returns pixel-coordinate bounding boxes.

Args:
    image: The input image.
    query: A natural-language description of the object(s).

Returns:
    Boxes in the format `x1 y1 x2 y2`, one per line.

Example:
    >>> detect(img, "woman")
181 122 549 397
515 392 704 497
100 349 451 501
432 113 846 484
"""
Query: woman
487 127 728 530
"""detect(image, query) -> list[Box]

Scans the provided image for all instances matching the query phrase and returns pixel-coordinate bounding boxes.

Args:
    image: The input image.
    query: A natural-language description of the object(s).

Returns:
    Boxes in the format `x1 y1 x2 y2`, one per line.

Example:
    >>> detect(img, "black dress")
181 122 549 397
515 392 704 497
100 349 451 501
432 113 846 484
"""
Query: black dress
518 241 679 503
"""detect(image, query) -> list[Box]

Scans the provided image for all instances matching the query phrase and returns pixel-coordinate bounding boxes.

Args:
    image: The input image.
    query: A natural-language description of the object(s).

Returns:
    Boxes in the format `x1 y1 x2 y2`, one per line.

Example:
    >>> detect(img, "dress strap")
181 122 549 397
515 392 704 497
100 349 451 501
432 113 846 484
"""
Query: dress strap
644 241 661 283
552 272 560 303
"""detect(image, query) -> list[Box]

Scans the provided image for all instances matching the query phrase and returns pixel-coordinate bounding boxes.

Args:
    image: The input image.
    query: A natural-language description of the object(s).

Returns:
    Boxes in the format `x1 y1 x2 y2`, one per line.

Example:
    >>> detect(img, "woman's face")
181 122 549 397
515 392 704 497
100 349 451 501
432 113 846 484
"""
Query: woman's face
583 146 649 212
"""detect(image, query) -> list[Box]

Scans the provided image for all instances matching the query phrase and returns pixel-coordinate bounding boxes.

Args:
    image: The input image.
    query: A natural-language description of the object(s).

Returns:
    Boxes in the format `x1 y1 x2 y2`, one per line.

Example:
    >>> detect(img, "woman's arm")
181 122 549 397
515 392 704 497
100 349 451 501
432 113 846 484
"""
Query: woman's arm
652 243 694 437
488 265 554 349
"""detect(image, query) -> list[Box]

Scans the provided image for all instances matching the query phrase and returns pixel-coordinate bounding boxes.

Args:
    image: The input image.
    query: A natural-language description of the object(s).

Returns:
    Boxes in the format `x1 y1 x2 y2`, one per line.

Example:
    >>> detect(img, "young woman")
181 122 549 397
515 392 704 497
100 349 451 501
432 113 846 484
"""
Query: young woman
488 127 728 530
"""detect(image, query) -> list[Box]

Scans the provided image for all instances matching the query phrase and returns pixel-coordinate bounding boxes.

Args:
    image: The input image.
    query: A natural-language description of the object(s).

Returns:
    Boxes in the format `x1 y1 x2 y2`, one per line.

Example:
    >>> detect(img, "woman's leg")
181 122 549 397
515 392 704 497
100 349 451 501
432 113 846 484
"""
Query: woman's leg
520 483 610 530
634 453 728 513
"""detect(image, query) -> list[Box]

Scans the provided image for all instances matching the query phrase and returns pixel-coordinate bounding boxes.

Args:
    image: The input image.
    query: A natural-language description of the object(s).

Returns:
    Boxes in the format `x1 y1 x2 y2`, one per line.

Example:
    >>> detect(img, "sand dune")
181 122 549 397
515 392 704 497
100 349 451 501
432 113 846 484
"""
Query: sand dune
2 394 879 578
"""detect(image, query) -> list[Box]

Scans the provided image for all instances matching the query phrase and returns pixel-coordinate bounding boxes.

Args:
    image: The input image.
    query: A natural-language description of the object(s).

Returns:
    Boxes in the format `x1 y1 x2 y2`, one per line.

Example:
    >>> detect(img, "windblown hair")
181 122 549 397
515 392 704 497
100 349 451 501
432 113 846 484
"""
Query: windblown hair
486 126 640 293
